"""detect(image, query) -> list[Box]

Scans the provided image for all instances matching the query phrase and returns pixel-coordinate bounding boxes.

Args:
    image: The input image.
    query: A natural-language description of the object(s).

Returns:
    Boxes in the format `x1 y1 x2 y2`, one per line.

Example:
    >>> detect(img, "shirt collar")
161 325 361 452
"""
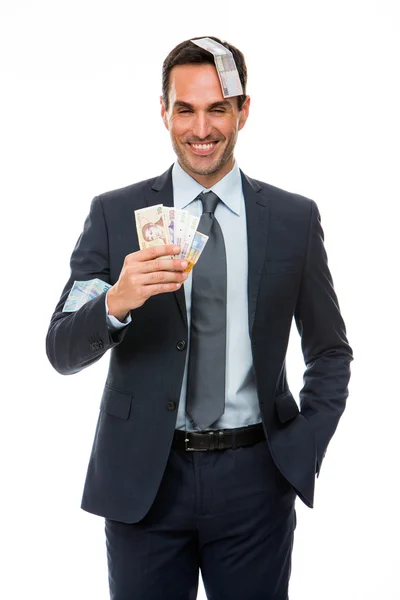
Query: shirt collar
172 160 242 216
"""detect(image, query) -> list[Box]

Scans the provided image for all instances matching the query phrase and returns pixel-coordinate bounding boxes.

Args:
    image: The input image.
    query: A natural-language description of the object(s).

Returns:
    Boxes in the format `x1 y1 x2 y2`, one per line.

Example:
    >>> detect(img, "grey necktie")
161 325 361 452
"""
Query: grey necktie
186 191 227 430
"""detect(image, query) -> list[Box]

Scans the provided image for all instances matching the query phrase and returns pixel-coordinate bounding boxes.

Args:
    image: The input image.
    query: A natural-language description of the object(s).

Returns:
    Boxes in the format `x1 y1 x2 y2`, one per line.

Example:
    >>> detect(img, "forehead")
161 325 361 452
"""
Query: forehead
168 64 229 106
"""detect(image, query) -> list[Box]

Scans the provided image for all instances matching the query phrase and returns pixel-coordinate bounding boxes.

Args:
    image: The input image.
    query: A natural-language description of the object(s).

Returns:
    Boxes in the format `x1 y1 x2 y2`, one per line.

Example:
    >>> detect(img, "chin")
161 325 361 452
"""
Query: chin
184 156 226 177
193 166 221 176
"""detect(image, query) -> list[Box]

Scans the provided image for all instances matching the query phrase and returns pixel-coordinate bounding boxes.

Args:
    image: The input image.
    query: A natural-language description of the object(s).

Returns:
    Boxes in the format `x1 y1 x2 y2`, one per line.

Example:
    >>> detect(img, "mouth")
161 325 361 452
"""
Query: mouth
186 141 220 156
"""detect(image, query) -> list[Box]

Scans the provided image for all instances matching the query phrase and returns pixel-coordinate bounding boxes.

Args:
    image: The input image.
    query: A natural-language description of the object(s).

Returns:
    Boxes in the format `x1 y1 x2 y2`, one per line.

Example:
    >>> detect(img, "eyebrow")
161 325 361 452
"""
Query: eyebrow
173 100 232 110
209 101 232 110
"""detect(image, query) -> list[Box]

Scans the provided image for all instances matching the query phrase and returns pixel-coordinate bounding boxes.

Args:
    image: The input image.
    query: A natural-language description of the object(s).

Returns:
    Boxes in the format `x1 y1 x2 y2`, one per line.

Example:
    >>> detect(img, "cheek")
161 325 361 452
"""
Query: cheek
169 117 189 137
217 118 238 139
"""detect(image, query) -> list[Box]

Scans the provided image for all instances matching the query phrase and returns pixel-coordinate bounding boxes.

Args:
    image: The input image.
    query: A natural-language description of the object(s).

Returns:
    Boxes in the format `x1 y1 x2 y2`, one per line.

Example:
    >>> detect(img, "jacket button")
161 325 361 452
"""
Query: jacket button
166 401 177 411
176 340 186 351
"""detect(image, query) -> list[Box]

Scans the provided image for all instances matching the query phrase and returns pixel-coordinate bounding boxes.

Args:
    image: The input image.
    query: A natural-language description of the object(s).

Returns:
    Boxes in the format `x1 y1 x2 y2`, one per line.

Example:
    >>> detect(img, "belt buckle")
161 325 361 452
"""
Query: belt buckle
184 431 208 451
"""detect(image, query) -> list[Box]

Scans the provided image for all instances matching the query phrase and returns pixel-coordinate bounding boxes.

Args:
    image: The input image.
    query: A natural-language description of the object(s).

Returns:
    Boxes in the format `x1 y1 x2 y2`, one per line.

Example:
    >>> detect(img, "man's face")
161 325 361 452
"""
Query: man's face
161 64 250 186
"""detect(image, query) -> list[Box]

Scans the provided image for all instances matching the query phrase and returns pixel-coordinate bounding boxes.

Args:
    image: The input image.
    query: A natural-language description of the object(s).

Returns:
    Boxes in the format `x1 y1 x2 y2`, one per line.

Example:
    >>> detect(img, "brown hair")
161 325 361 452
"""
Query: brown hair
162 36 248 111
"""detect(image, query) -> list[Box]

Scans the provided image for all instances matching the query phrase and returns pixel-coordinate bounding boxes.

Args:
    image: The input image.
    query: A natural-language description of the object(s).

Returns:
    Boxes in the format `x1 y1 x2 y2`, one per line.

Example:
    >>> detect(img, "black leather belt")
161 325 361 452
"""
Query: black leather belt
172 423 265 451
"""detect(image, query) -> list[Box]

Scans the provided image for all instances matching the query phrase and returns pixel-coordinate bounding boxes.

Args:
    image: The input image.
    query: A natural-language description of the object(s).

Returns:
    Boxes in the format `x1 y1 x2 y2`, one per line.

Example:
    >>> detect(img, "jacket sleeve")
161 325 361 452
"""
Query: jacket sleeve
294 200 353 473
46 196 129 375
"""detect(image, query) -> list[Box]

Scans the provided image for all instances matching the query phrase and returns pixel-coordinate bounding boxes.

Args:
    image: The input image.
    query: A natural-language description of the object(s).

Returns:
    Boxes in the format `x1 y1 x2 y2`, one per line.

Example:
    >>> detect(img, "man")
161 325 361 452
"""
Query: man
46 36 353 600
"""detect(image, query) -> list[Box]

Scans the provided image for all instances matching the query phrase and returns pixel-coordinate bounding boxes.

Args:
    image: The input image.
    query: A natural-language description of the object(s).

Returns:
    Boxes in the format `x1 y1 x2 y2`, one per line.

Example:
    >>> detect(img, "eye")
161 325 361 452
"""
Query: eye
212 109 225 114
178 110 192 114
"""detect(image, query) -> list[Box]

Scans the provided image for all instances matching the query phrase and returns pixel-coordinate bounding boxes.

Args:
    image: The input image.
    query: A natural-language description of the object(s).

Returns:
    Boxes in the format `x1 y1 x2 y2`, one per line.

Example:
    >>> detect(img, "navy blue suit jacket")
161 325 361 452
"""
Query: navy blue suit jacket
46 167 353 523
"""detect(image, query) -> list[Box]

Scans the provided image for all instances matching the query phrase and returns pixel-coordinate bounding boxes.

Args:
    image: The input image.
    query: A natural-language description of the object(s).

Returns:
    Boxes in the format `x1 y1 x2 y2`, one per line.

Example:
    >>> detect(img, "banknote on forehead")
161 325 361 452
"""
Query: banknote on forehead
190 37 243 98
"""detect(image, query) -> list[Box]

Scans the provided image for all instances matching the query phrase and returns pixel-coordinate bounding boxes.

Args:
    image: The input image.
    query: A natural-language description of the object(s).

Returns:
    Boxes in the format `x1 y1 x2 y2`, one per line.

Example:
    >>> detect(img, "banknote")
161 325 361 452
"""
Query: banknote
180 214 200 259
173 209 189 251
215 54 243 97
134 204 171 257
63 278 111 312
134 204 209 271
162 207 176 244
190 38 243 98
184 231 209 273
191 37 227 56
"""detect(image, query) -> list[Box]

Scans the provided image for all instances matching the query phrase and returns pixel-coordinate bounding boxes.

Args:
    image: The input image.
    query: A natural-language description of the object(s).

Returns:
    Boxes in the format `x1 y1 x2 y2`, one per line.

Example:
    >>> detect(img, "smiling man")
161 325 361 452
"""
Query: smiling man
46 36 353 600
161 62 249 184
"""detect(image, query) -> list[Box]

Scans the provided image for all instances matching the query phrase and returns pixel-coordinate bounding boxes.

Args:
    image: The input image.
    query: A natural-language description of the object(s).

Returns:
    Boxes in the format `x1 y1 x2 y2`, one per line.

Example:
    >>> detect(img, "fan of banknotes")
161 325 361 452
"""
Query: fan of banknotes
62 204 207 314
134 204 208 273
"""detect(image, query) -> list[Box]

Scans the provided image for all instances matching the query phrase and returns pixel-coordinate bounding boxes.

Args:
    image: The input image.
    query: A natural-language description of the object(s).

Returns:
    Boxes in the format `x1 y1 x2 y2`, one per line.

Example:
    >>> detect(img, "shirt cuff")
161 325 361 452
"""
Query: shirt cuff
105 292 131 331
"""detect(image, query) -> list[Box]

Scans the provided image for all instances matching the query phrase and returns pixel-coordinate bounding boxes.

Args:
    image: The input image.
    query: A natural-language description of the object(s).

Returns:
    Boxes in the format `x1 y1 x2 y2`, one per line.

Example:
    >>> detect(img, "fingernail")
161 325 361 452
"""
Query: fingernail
173 246 180 253
181 261 187 268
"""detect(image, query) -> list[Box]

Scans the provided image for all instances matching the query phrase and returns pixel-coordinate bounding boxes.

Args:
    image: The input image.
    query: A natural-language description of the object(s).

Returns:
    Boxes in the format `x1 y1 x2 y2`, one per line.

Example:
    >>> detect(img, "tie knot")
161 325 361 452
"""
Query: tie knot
200 191 220 215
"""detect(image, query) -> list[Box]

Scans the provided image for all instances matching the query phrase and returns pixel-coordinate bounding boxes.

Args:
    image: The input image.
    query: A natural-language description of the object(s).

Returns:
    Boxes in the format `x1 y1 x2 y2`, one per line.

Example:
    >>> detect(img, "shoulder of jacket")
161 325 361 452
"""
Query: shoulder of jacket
244 174 317 212
94 175 159 209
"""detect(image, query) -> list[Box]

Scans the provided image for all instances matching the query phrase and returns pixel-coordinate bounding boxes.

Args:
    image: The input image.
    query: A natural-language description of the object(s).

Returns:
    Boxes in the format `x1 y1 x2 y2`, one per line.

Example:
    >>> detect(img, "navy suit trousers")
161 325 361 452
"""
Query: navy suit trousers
105 439 296 600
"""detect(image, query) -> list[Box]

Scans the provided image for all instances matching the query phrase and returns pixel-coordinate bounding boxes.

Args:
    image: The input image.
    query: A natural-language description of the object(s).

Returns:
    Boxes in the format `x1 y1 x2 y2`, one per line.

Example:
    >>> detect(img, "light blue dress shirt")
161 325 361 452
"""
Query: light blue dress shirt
106 161 261 431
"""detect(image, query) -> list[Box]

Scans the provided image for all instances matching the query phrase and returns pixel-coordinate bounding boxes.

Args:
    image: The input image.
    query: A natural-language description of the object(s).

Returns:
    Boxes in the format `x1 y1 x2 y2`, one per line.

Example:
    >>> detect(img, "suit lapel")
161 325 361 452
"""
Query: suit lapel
146 166 187 327
241 171 269 334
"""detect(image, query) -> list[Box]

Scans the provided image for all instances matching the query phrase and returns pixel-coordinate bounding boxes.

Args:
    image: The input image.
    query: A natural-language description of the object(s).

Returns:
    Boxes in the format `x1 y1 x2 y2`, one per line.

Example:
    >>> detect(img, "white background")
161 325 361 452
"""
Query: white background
1 0 399 598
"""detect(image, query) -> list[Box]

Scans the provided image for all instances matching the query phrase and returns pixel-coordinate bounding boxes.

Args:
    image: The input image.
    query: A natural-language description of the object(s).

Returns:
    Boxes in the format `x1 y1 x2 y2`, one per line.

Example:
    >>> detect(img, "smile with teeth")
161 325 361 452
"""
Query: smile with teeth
191 142 216 149
188 141 219 155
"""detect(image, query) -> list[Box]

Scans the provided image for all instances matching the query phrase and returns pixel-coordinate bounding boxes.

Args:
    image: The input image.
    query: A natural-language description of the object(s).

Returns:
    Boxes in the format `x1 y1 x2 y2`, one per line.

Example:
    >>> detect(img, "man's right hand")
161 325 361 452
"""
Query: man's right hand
107 245 188 321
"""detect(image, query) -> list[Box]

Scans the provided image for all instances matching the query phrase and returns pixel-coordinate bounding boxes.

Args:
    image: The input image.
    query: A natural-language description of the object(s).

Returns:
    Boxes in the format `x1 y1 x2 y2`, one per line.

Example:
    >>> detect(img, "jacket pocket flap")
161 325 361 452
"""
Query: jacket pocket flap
275 390 299 423
100 385 132 420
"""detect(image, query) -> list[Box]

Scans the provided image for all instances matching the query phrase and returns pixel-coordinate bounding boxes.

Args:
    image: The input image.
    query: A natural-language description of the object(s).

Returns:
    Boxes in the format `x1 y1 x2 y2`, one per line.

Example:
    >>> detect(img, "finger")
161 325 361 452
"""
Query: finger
124 270 187 290
140 258 188 273
143 282 183 299
128 245 181 263
141 270 188 285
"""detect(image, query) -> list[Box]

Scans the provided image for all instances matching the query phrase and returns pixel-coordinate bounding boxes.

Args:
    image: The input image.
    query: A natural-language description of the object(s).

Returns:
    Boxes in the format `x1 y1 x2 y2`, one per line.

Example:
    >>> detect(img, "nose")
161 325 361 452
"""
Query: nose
192 112 213 140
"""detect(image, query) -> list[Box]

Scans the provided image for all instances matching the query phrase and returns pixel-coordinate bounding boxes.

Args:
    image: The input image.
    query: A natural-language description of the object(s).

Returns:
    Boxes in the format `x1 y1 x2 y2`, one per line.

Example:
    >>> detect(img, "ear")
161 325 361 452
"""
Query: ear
160 97 169 131
238 96 251 131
